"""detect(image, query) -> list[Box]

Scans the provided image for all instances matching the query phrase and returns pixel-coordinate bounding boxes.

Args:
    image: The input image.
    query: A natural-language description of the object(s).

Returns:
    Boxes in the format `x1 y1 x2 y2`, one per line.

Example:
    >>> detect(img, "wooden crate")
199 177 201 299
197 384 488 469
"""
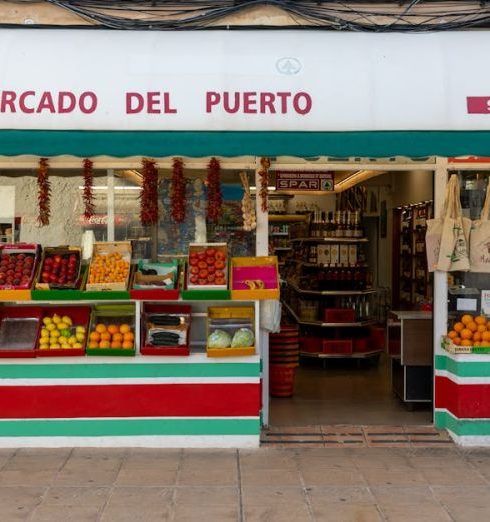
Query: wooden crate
34 246 82 290
85 241 132 292
230 256 280 300
187 243 228 290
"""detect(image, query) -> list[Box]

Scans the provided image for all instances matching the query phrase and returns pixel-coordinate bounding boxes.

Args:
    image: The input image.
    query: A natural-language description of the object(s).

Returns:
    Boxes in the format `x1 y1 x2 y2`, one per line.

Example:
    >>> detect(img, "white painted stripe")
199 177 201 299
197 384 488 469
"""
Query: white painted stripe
0 416 260 421
435 370 490 385
0 377 260 386
0 435 260 449
438 350 490 363
446 430 490 447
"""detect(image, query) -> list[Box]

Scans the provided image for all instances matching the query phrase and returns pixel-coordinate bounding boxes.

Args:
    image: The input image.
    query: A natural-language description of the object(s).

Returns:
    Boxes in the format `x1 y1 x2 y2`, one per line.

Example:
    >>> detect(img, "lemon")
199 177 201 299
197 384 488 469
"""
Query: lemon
76 325 86 334
40 328 50 338
76 332 85 342
50 343 61 349
52 314 61 324
57 322 69 331
42 317 52 326
58 336 68 345
39 343 49 350
50 330 60 339
68 336 77 345
73 342 83 349
46 323 56 332
62 316 73 326
61 344 71 349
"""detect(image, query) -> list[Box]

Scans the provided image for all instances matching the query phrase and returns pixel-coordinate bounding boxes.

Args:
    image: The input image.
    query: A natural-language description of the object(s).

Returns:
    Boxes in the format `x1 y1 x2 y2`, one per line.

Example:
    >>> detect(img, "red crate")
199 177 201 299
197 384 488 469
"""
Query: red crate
0 305 43 358
322 339 353 355
323 308 355 323
299 336 322 353
353 337 369 353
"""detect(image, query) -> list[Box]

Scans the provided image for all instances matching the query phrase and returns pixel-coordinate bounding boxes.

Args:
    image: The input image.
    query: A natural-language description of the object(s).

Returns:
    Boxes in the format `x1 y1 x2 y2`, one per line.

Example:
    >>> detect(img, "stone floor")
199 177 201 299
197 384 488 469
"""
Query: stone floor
1 444 490 521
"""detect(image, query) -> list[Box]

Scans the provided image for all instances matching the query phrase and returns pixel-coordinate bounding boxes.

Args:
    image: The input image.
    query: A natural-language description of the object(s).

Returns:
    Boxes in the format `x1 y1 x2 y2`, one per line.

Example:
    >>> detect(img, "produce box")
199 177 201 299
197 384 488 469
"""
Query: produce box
130 259 180 300
207 306 255 357
85 241 132 292
141 303 191 356
187 243 228 290
35 246 82 290
0 305 43 358
86 304 136 356
0 243 40 299
35 305 90 357
230 256 280 300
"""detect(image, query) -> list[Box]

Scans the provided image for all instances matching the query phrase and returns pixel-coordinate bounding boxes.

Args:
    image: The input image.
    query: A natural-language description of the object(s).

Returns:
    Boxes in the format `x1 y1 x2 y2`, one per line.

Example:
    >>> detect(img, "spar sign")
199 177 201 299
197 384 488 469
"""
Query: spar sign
275 171 334 191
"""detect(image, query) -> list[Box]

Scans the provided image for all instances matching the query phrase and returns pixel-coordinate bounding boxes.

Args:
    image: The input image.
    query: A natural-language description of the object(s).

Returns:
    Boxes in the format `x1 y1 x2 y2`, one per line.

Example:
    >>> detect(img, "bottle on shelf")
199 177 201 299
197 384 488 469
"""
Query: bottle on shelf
352 211 363 238
335 211 343 238
345 211 354 238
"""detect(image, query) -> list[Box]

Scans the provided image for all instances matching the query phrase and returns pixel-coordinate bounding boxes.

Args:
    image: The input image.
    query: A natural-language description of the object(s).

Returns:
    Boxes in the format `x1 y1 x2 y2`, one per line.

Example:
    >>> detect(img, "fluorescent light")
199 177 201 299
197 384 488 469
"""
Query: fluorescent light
250 186 276 191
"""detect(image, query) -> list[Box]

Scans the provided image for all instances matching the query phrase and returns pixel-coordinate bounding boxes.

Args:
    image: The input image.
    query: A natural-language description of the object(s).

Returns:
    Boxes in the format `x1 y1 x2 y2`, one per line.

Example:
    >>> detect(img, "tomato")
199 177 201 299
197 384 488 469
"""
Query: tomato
215 277 225 285
190 266 199 275
198 261 208 269
189 258 199 267
206 257 215 266
198 278 207 285
215 270 224 278
205 248 216 257
215 251 225 261
207 265 216 274
215 260 225 270
207 273 216 283
197 251 206 260
190 275 199 284
199 269 208 278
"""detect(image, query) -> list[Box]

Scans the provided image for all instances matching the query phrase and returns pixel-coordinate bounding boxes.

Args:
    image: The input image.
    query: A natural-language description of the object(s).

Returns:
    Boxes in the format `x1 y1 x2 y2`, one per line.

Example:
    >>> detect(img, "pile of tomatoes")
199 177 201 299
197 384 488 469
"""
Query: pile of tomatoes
188 247 226 286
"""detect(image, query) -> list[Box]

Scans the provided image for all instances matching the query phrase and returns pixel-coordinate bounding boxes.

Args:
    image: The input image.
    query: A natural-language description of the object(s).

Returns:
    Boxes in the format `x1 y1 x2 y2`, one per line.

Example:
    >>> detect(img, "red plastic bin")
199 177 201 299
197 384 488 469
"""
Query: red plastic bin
322 339 353 355
0 305 43 358
299 336 322 353
323 308 356 323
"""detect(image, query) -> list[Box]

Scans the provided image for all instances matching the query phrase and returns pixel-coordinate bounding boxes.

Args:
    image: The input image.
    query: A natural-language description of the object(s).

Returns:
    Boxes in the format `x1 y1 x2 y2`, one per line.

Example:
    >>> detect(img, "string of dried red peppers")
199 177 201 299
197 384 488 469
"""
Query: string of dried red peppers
207 157 222 223
140 158 159 226
37 157 50 226
259 157 271 212
82 158 95 220
171 157 186 223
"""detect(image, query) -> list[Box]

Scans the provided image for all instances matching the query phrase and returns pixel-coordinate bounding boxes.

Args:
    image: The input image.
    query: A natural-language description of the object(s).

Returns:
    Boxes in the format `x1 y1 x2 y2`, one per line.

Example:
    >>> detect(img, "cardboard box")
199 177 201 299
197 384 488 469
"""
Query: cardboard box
230 256 279 300
35 246 82 290
207 306 255 357
0 243 40 292
187 243 228 290
85 242 132 292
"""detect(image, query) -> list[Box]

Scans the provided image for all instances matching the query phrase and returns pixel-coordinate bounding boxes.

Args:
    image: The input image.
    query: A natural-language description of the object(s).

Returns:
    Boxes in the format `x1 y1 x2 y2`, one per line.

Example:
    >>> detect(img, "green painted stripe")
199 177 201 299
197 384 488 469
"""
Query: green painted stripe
31 290 131 301
435 355 490 378
0 362 260 379
435 410 490 436
0 417 260 437
2 130 490 158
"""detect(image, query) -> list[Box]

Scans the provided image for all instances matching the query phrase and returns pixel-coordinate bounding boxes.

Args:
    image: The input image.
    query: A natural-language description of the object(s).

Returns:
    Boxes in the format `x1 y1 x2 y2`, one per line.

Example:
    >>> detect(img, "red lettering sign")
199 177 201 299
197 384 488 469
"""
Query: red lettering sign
275 171 334 191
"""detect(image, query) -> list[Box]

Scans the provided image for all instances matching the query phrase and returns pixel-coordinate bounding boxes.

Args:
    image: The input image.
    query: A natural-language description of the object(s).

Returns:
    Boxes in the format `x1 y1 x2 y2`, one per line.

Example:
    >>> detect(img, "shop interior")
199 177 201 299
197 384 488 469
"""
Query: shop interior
0 156 438 428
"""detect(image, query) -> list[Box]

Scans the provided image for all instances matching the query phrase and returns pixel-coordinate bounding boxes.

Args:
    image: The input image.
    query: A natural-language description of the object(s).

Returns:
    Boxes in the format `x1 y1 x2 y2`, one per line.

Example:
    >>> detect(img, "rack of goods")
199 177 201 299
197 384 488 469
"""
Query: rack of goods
283 209 384 362
392 201 433 310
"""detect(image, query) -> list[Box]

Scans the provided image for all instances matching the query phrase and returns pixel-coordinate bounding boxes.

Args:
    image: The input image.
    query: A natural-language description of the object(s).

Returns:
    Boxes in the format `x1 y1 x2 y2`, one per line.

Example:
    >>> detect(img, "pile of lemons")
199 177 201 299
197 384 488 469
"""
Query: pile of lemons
38 313 86 350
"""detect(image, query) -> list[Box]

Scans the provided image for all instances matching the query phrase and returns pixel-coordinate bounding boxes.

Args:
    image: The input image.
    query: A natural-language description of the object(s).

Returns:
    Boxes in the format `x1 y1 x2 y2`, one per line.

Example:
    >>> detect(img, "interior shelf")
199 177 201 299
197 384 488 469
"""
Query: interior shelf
287 281 376 296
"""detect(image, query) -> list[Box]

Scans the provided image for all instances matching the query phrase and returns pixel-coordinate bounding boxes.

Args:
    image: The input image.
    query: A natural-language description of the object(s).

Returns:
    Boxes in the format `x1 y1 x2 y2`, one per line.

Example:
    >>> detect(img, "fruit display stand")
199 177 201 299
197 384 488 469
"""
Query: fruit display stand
86 303 136 356
0 243 40 301
0 299 261 448
140 303 191 356
35 306 90 357
0 305 42 358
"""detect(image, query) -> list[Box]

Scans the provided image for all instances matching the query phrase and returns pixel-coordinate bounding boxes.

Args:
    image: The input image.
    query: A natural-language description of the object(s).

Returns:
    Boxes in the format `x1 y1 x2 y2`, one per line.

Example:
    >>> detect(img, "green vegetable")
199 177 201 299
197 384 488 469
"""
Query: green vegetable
208 329 232 348
231 328 255 348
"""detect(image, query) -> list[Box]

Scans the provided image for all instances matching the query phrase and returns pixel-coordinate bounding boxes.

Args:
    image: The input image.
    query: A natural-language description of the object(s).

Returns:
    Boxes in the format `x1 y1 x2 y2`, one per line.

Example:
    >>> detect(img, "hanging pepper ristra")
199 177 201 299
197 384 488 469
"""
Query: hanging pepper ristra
171 157 186 223
140 158 159 226
37 157 50 227
207 157 222 223
259 157 271 213
82 158 95 220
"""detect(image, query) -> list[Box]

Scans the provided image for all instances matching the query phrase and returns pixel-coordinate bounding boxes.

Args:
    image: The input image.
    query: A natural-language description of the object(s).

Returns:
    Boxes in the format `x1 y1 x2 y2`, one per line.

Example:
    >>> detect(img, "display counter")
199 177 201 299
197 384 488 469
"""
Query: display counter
388 311 433 405
0 298 262 448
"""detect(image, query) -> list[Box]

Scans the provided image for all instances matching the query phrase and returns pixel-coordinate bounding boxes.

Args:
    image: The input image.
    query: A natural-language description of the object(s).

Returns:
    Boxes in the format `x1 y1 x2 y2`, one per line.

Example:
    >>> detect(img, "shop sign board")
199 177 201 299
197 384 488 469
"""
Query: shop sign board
1 30 490 131
275 171 334 191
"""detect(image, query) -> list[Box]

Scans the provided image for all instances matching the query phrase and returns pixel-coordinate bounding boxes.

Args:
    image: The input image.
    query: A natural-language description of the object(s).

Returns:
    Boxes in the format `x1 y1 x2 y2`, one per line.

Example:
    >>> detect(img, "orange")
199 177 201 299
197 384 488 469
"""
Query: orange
107 324 119 335
123 332 134 342
461 339 473 347
474 341 481 347
88 342 99 349
112 333 123 343
122 341 133 349
99 340 111 349
454 322 464 333
453 337 462 345
477 324 487 333
119 324 131 334
482 331 490 343
475 315 487 325
89 331 100 342
95 323 107 334
111 341 122 349
461 314 474 325
467 321 478 332
460 328 473 340
447 330 458 340
100 332 111 342
473 332 482 342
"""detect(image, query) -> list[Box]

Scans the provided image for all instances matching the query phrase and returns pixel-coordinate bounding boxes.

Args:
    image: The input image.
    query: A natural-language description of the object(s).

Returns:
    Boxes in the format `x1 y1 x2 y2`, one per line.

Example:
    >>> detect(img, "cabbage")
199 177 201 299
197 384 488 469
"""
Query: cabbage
208 329 232 348
231 328 255 348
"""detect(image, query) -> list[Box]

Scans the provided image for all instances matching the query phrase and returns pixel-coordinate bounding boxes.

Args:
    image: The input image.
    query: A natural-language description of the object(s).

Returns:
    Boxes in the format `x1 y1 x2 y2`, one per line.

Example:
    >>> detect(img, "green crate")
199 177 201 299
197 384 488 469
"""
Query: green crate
181 289 230 301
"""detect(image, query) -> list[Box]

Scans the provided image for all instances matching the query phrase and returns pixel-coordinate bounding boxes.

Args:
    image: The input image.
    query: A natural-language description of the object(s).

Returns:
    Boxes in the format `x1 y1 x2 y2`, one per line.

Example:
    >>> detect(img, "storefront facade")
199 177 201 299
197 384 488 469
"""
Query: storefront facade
1 29 490 446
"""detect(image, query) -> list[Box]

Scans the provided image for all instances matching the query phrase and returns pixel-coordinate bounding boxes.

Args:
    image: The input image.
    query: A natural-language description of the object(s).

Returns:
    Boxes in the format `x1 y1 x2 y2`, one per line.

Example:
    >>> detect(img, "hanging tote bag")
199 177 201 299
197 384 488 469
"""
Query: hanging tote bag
437 175 471 272
469 181 490 272
425 175 456 272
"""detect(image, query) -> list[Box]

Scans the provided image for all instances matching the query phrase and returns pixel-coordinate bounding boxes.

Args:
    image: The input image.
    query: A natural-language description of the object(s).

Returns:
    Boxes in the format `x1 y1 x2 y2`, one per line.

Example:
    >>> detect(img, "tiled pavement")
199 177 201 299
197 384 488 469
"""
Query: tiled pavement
1 441 490 521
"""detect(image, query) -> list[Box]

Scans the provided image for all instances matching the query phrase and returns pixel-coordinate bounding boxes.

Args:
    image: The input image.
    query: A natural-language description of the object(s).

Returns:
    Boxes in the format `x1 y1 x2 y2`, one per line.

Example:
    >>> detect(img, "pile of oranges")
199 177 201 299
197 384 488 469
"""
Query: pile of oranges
88 323 134 350
447 314 490 347
88 252 130 285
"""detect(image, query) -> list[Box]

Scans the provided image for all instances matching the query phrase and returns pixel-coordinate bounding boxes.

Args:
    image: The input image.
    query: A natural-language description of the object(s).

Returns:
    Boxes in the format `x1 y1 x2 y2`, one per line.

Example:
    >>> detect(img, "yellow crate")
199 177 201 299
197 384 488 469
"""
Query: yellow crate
230 256 280 300
0 289 31 301
206 306 256 357
85 241 132 292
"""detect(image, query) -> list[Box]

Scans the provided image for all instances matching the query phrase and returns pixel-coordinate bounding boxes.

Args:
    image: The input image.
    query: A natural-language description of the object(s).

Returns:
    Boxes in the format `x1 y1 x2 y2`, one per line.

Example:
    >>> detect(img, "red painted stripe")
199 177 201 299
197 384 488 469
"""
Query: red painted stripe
0 383 260 419
435 376 490 418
